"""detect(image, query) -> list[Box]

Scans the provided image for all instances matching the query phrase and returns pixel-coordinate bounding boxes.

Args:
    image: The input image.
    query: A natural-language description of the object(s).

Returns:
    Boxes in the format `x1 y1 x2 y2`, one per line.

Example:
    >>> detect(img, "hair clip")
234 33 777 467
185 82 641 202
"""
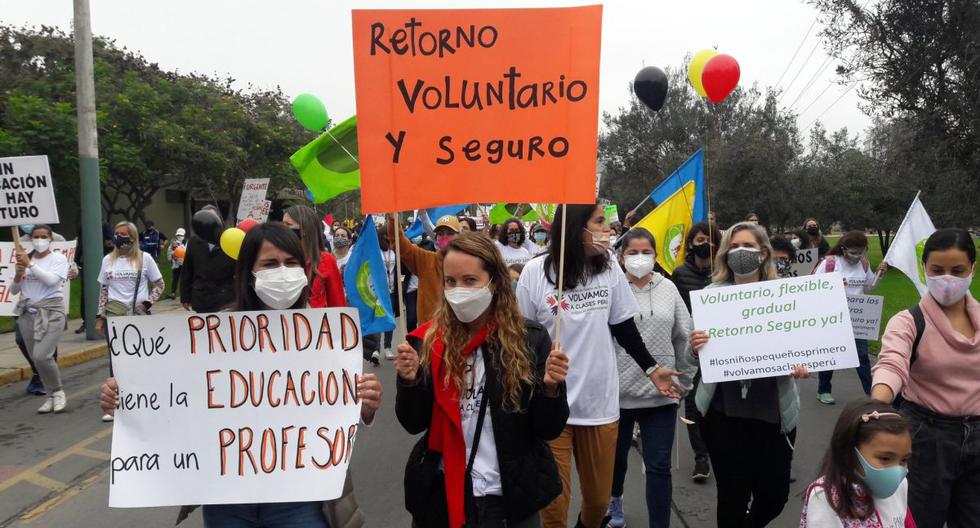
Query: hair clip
860 411 901 423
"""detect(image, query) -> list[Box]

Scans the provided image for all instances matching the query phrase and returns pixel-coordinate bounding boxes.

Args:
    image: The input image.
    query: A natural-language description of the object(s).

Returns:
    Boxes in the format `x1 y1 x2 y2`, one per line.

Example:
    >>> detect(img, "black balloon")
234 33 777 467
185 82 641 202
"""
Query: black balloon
633 66 669 111
191 209 223 245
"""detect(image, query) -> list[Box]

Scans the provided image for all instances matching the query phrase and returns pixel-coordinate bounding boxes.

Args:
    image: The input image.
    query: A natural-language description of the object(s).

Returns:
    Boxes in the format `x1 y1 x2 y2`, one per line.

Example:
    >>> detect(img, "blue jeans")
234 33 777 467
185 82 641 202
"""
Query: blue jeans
817 339 871 395
202 502 328 528
611 404 677 528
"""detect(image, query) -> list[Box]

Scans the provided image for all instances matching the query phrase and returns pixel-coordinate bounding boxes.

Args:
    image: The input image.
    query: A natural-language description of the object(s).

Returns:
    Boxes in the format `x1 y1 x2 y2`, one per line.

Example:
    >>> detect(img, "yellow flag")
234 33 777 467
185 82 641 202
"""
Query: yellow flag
632 181 696 273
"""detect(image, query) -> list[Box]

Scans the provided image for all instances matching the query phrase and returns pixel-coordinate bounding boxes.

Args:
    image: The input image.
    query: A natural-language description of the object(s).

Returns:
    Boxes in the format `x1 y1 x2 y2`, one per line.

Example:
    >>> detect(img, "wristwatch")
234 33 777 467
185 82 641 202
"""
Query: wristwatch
645 365 660 377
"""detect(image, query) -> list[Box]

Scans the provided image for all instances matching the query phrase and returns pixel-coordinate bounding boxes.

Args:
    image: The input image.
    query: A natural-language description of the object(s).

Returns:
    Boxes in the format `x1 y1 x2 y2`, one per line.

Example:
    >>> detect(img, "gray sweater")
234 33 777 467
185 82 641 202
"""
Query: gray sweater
616 273 697 409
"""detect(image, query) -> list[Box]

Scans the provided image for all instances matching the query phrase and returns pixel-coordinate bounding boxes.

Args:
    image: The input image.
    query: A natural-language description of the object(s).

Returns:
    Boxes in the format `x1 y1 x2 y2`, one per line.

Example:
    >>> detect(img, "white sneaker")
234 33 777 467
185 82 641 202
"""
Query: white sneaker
51 390 67 413
101 413 114 422
38 397 54 414
384 347 395 360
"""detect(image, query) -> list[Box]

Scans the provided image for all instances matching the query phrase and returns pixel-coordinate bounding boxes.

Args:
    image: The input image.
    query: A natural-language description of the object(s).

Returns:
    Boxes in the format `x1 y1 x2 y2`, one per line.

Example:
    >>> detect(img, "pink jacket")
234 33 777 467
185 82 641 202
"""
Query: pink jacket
872 293 980 416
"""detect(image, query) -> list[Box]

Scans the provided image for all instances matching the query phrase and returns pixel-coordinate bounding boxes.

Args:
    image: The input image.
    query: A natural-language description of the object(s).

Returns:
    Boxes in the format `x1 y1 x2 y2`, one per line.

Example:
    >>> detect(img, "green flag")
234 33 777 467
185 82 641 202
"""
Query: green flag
489 203 538 224
290 115 360 204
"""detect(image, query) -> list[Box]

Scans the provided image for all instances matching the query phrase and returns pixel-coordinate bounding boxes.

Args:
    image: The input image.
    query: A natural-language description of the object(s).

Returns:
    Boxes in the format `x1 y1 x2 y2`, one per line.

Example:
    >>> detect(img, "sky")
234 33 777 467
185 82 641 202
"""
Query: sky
1 0 871 138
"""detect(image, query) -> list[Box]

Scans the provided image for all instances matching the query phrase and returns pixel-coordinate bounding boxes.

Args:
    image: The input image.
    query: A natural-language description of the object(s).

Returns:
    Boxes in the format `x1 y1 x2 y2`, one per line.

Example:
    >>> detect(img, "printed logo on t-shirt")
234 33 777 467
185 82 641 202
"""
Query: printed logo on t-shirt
545 285 610 316
105 269 139 283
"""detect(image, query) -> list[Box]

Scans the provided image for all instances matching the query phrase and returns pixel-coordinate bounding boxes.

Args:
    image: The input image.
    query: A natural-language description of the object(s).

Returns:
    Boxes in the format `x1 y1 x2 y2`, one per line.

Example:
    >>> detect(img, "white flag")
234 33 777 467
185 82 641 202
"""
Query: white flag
883 192 935 295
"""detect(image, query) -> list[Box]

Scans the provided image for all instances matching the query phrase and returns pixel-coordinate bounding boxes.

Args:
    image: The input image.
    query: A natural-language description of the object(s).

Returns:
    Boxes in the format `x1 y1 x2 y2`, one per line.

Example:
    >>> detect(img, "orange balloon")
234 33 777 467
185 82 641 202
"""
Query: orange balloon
174 246 186 259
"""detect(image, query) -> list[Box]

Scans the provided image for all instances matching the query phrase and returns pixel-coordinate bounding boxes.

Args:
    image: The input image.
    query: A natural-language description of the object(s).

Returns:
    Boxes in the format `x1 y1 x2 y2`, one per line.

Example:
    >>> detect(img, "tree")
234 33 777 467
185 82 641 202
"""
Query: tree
810 0 980 225
598 64 801 229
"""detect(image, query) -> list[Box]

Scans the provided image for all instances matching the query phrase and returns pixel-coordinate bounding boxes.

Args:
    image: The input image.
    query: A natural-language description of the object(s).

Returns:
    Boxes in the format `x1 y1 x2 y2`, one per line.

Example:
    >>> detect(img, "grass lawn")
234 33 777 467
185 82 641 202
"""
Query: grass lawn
0 253 175 334
827 235 980 354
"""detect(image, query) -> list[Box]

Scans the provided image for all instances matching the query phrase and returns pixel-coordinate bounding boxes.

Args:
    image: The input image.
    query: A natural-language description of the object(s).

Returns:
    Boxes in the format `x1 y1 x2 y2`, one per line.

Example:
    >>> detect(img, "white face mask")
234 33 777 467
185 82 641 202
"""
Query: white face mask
624 254 655 279
253 266 308 310
926 272 974 306
444 283 493 323
790 237 801 249
32 238 50 253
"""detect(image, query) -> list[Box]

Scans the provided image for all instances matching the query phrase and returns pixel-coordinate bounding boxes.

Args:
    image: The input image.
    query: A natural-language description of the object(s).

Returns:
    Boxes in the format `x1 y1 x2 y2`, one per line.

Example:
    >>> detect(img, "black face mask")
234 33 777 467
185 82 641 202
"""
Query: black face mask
113 235 132 249
806 226 820 236
691 242 712 259
507 232 521 244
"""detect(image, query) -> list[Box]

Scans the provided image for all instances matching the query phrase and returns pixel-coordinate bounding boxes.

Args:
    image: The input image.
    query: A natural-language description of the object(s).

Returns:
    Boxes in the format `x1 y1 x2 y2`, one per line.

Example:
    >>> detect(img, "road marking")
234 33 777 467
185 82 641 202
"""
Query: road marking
74 447 110 461
20 473 64 491
18 471 103 523
0 427 111 492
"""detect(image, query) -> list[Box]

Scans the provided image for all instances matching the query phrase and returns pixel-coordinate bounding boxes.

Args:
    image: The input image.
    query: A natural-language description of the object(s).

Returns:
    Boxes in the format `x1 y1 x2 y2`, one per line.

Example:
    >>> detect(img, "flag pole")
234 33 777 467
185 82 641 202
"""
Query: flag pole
882 190 922 265
554 203 568 345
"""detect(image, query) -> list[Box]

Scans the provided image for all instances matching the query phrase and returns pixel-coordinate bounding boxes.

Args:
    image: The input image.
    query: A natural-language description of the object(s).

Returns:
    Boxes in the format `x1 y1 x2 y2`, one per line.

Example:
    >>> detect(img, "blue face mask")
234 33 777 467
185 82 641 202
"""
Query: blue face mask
533 231 547 243
21 224 35 235
854 448 907 499
511 279 519 290
410 235 423 244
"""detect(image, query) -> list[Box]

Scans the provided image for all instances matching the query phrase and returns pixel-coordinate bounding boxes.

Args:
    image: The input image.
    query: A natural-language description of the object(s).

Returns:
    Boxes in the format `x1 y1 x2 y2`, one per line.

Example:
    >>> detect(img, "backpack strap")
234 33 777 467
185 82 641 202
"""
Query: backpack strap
860 256 870 273
909 303 926 367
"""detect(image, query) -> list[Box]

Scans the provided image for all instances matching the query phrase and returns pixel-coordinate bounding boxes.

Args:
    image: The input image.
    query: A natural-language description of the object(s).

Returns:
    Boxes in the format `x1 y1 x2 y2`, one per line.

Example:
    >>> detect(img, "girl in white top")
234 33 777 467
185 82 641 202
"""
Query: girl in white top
516 203 683 528
813 230 887 403
800 398 914 528
12 225 69 413
494 218 533 266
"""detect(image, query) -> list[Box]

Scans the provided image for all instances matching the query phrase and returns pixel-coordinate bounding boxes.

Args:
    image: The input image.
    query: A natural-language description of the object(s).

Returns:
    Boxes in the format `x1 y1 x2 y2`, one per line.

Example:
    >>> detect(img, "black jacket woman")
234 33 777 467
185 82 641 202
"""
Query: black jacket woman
395 233 570 528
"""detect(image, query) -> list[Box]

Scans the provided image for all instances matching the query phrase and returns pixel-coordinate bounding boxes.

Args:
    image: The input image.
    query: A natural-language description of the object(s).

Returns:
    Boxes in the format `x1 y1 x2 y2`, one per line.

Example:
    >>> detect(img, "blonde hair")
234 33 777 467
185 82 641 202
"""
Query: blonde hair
109 221 143 271
712 222 777 283
421 233 534 413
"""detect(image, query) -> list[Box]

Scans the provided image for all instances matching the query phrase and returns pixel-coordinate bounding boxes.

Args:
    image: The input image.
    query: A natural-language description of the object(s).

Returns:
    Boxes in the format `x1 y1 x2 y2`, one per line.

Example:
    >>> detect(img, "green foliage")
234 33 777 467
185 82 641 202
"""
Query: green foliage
810 0 980 226
0 24 311 224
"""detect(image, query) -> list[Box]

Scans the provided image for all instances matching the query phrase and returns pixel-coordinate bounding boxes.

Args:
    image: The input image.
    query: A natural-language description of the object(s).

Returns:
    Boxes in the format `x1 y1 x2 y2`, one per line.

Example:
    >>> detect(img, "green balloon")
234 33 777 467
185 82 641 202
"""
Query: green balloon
292 93 328 131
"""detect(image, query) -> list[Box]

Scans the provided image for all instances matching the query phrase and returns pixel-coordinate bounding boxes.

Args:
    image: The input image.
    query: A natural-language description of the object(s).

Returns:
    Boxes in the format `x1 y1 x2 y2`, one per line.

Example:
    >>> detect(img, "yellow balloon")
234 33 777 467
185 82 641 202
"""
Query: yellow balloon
220 227 246 260
688 49 718 98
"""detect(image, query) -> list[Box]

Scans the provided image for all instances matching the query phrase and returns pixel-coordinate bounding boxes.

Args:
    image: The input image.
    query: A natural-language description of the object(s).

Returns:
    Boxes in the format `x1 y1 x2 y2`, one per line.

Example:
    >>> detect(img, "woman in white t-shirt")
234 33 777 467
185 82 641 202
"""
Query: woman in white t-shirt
813 231 887 404
395 233 569 528
95 221 165 421
494 218 533 266
515 204 683 528
12 225 69 414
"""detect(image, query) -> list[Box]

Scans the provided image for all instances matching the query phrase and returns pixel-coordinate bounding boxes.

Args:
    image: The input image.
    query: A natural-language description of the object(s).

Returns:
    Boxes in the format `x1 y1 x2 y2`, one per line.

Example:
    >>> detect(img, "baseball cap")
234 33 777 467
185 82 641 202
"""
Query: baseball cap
435 215 461 233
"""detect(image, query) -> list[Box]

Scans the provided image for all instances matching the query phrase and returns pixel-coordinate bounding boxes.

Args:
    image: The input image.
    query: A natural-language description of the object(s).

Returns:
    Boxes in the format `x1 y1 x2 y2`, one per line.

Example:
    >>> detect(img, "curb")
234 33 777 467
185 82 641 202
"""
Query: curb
0 342 108 386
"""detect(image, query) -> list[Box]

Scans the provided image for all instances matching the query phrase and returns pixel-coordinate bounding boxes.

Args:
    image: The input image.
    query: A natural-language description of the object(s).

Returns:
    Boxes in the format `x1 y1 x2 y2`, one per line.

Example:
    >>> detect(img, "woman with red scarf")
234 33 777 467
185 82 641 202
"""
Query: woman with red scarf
395 233 570 528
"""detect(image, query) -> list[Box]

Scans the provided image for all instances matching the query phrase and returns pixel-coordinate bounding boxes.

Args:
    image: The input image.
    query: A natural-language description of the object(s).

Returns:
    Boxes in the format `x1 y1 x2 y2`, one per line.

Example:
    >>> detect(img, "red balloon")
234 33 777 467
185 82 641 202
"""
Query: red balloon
237 218 260 232
701 54 740 104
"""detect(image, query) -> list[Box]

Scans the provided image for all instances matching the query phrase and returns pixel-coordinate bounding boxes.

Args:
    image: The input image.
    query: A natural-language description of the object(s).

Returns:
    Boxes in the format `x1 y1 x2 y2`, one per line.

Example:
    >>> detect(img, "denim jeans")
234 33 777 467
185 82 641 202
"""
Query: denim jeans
901 401 980 528
611 405 677 528
202 501 328 528
817 338 871 395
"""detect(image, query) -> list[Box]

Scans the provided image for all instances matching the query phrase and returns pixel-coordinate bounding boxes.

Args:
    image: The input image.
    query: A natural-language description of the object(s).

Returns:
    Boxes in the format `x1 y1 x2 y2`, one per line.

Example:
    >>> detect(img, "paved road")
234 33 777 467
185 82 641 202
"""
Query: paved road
0 353 871 527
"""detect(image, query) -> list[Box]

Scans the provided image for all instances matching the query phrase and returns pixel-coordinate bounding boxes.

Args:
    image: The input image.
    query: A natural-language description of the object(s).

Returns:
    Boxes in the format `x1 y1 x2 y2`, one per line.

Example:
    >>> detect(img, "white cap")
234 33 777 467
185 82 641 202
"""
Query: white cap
175 228 186 237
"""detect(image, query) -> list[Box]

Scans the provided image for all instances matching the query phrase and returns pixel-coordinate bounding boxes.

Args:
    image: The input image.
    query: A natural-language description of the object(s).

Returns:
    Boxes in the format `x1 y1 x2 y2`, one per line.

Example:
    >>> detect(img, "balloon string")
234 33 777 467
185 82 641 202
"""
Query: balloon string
325 130 360 166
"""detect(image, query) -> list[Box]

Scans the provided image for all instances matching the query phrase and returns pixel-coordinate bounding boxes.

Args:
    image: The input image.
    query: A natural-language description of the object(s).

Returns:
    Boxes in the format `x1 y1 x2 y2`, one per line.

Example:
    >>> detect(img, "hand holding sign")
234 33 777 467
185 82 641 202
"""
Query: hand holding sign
356 373 383 423
543 341 568 396
100 377 119 416
395 341 420 383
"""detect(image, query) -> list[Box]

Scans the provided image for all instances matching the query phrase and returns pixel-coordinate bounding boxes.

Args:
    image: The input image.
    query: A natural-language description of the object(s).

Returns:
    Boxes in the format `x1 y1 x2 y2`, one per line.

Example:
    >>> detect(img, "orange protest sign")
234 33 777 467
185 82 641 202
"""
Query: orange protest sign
352 6 602 213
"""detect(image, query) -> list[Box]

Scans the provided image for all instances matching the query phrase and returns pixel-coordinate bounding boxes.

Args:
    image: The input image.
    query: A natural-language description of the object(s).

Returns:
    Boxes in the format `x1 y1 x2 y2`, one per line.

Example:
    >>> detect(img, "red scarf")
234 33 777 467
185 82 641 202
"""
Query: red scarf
408 321 491 528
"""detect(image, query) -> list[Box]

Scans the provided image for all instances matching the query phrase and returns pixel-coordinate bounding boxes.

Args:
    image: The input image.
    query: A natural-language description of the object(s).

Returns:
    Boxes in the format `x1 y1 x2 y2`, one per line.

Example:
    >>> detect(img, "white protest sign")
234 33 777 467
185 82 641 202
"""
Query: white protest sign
0 241 75 315
692 273 858 383
848 294 884 341
246 199 272 223
0 156 58 227
788 248 819 277
236 179 270 222
108 307 363 508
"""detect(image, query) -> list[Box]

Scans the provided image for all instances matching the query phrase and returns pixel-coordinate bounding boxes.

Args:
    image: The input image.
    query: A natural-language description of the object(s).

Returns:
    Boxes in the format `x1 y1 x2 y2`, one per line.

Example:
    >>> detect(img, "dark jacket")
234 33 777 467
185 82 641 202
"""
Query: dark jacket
179 235 236 312
671 254 712 312
396 319 568 524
